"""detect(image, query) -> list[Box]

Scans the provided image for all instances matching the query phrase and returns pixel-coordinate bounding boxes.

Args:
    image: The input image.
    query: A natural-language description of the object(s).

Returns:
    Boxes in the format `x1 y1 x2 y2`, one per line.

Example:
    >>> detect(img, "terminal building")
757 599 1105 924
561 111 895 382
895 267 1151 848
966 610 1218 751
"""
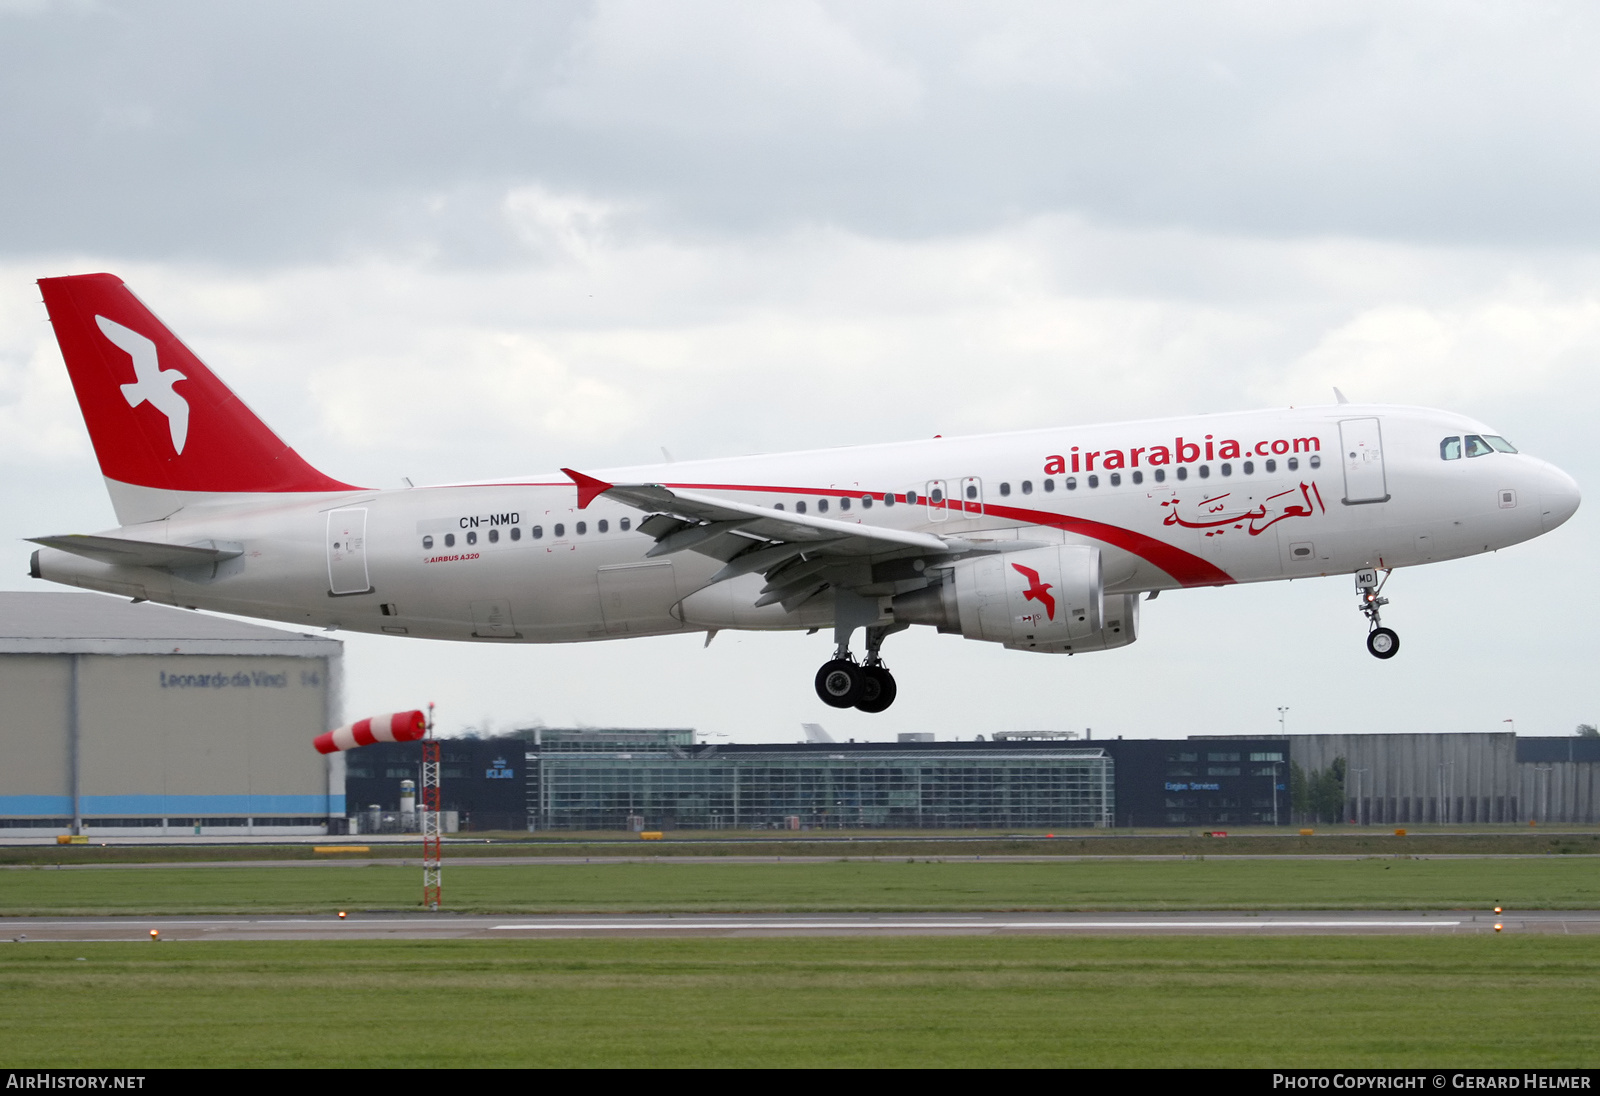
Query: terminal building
350 729 1293 831
0 592 343 836
350 728 1600 832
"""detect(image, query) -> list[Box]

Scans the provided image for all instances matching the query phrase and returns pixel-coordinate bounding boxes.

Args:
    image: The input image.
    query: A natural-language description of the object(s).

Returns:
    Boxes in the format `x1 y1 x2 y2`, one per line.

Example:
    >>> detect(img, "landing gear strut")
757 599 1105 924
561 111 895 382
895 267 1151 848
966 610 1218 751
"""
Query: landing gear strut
813 592 906 711
855 625 901 713
1357 568 1399 660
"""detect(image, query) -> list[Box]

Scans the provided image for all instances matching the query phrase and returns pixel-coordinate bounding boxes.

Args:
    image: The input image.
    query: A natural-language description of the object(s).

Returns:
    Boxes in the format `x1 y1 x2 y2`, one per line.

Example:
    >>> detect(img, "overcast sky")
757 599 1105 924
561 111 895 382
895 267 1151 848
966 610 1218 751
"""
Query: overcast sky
2 1 1596 742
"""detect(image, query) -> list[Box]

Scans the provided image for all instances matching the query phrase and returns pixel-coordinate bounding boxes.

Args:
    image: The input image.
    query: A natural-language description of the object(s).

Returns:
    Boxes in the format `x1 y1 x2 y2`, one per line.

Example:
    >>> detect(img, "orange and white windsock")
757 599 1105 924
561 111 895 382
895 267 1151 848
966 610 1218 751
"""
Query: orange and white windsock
315 710 427 754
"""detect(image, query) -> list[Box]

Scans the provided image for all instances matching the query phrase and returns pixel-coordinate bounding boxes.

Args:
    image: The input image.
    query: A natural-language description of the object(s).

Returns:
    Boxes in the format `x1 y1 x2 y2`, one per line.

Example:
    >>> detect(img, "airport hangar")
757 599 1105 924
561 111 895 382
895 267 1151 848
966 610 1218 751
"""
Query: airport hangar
0 592 343 836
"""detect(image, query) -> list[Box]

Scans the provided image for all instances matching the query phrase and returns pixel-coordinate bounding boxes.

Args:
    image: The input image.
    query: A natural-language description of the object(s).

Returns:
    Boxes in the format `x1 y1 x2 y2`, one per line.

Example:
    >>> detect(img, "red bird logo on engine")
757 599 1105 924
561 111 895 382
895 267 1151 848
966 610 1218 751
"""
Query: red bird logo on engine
1011 563 1056 622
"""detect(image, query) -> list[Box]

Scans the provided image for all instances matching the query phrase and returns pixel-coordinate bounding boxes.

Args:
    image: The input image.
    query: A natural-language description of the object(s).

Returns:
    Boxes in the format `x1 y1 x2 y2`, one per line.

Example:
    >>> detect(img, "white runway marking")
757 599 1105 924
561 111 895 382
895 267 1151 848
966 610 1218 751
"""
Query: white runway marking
491 919 1462 931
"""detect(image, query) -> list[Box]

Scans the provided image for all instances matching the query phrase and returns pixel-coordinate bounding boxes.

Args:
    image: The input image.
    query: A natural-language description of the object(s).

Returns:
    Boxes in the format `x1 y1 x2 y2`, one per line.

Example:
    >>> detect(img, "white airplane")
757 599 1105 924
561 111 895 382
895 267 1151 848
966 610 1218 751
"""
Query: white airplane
27 273 1582 713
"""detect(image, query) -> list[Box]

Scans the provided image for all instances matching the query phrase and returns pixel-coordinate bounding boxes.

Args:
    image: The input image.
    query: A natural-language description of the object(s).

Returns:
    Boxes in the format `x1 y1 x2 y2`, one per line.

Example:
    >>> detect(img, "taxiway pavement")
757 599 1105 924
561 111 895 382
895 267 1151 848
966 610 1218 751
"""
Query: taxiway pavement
3 910 1590 941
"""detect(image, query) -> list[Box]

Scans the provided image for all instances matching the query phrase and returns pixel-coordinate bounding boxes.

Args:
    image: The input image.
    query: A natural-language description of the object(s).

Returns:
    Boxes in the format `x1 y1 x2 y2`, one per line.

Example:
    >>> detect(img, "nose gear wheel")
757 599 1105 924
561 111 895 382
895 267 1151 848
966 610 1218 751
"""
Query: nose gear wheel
1357 569 1400 659
1367 627 1399 659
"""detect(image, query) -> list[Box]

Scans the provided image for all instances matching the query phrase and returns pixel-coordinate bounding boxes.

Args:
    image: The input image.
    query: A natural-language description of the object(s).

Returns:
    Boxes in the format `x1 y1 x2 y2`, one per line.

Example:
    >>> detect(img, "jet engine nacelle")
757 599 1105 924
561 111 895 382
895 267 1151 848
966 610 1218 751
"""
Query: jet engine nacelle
891 545 1139 654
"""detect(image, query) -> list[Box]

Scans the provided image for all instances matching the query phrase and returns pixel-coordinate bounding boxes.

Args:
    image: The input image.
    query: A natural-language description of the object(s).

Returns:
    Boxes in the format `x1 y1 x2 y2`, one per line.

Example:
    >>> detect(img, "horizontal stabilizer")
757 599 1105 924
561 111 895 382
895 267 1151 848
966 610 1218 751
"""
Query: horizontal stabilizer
29 534 243 571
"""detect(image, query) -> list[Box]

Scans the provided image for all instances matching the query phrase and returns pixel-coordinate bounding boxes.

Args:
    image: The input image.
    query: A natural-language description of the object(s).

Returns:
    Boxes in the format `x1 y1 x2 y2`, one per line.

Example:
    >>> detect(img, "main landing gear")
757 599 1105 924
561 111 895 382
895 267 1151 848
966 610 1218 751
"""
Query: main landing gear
815 612 906 712
1357 568 1400 660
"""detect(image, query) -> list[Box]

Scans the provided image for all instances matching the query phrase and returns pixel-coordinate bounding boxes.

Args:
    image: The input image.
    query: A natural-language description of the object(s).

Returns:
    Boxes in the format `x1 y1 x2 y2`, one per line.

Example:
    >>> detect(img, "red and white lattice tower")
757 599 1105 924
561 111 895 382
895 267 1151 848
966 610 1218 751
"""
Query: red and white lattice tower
421 702 442 911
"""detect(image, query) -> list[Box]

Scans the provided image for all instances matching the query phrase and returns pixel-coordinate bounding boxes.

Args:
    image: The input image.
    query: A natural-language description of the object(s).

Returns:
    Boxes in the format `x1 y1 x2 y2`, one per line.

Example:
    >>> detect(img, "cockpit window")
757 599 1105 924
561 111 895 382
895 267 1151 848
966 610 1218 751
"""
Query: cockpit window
1485 435 1518 453
1465 434 1493 458
1440 437 1461 460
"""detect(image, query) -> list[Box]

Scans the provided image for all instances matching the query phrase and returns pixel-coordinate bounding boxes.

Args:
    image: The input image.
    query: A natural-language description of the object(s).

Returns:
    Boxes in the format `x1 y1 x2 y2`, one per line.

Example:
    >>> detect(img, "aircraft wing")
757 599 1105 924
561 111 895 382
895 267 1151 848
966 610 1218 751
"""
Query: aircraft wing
562 469 977 610
28 534 243 571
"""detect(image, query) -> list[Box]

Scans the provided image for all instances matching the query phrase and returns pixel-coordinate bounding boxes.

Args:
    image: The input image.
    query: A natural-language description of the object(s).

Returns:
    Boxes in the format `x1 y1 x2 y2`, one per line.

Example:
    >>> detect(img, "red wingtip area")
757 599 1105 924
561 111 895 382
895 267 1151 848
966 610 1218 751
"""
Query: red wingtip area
561 468 613 509
37 273 360 495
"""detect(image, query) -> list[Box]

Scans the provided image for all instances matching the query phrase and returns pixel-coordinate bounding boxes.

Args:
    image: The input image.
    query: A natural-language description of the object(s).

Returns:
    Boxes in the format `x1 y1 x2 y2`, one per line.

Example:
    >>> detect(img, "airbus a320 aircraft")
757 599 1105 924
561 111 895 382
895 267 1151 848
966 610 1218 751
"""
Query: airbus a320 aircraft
26 274 1582 712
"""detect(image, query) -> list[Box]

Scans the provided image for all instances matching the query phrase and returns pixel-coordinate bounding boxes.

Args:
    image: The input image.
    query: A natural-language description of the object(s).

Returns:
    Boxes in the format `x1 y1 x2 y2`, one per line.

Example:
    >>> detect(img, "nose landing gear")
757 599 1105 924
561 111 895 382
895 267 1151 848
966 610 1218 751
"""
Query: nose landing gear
1356 568 1400 659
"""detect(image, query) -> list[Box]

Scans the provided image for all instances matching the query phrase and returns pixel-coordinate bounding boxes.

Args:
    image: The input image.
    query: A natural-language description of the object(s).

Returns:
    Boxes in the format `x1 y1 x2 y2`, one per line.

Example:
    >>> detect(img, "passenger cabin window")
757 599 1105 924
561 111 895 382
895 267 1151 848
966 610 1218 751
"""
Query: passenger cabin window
1197 465 1210 479
576 522 586 534
1154 468 1166 483
860 495 872 509
1131 470 1143 485
1087 474 1099 488
1065 477 1077 490
1043 479 1055 492
531 526 543 539
488 528 499 543
422 536 433 550
1465 434 1494 458
598 519 609 533
839 497 850 511
796 501 808 513
966 484 978 499
1108 472 1121 486
1220 463 1232 476
906 491 917 505
999 482 1011 497
466 530 477 545
818 499 829 513
929 490 941 503
1287 457 1299 471
620 517 631 531
1021 480 1033 495
1242 461 1254 474
774 502 785 510
510 527 521 541
554 523 565 537
444 533 455 547
1264 458 1276 473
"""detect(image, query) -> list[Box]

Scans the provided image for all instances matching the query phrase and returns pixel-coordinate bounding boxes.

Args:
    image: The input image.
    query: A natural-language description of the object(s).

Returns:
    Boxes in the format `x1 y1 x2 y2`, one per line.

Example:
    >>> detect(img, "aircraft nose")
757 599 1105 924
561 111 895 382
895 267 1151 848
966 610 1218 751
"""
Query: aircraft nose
1539 463 1581 533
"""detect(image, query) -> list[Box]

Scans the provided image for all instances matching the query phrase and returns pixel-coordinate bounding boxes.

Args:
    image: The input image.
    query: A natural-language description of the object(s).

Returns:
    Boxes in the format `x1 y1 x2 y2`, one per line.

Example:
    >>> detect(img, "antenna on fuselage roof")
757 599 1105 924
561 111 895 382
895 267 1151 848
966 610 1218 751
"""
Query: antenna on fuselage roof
660 446 675 463
1333 387 1351 405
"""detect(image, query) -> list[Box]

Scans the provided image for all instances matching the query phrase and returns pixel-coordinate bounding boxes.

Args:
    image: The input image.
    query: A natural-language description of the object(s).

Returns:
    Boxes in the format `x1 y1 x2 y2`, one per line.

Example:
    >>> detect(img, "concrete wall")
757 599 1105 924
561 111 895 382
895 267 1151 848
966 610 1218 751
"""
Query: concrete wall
1517 762 1600 825
1290 732 1600 824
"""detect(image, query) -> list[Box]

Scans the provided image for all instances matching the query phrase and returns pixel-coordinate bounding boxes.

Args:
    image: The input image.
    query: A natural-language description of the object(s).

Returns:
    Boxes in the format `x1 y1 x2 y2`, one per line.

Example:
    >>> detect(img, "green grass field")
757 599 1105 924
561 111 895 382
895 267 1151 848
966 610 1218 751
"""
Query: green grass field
3 856 1597 914
6 830 1599 864
2 936 1595 1067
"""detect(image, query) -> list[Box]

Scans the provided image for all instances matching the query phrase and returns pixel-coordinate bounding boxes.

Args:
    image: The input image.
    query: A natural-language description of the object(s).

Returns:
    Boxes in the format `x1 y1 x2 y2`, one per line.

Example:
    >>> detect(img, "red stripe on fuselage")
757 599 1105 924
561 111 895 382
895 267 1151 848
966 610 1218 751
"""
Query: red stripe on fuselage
663 482 1234 588
446 478 1237 587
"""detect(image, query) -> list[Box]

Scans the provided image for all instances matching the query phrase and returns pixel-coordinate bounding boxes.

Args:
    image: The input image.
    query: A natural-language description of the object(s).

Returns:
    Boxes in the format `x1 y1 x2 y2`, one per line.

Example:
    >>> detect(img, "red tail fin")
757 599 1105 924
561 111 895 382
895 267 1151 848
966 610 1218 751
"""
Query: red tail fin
38 273 357 498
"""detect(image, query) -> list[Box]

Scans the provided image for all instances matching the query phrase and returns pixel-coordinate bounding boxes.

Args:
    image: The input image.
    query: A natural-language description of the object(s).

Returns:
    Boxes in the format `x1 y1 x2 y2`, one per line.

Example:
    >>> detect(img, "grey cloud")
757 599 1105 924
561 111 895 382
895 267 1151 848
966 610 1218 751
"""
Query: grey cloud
4 1 1600 266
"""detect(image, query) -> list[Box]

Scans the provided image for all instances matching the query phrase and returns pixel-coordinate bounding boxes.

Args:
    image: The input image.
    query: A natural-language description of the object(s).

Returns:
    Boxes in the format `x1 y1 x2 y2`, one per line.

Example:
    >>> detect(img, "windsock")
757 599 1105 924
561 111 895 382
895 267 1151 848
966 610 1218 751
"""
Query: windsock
315 710 427 754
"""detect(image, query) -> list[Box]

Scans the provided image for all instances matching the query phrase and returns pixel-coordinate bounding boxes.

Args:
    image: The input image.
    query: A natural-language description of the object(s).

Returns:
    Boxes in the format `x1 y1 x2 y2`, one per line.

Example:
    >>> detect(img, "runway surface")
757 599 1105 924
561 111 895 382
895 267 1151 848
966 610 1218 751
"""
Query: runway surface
3 910 1594 940
6 853 1600 870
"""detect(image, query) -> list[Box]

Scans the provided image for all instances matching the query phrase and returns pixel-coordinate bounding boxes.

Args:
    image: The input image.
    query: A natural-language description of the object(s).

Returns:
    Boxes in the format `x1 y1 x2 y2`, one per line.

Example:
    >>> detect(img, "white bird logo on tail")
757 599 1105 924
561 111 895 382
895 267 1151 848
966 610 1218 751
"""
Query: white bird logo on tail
96 315 189 454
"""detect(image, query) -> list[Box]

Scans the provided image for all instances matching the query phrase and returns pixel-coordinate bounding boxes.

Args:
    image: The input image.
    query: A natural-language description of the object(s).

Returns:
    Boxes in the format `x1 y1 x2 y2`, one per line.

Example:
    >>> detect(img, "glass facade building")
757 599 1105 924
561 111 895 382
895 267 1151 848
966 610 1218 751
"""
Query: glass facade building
347 730 1298 831
527 730 1114 830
